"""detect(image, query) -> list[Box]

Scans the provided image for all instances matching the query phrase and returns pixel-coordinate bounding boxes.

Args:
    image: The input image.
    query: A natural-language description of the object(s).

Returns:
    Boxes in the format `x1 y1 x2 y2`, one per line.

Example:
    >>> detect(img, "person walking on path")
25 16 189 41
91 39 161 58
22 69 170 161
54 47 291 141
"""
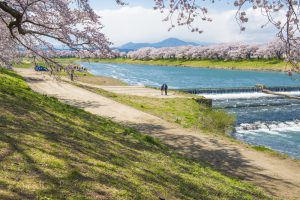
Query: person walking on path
164 83 168 95
161 84 164 95
160 83 168 95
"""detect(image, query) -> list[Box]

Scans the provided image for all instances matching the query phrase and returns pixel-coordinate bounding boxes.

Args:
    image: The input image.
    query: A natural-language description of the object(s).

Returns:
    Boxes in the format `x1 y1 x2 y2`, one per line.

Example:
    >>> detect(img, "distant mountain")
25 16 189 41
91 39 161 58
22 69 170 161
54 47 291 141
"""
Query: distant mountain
151 38 199 48
118 42 151 51
118 38 204 52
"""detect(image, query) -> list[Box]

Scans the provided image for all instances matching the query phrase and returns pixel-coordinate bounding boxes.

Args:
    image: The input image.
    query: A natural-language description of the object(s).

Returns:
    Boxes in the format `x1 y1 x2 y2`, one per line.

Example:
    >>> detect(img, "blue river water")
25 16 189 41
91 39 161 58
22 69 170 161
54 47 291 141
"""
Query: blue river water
79 62 300 89
213 97 300 158
79 62 300 159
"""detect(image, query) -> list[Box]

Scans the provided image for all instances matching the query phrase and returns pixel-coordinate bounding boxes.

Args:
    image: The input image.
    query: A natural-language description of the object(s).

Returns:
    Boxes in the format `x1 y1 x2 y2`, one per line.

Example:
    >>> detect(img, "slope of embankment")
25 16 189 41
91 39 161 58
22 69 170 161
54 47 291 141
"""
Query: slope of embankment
0 68 269 199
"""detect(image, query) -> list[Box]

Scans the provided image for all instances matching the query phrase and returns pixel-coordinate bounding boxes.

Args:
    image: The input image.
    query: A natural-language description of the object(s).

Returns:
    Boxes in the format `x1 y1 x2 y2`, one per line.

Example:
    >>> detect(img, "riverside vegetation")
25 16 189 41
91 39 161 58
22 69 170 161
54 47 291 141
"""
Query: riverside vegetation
0 68 271 199
74 58 288 71
14 57 288 71
76 84 235 134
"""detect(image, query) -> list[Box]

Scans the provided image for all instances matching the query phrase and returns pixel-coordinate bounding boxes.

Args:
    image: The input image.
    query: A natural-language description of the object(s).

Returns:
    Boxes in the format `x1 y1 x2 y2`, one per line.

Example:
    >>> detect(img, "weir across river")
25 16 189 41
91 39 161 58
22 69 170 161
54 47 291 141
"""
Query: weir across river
179 86 300 94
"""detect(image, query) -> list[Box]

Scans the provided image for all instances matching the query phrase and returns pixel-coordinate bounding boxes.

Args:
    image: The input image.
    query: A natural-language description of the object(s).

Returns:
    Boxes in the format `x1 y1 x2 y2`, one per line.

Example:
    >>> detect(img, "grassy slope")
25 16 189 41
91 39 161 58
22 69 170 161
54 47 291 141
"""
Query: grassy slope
77 84 235 134
73 58 289 71
0 68 270 199
76 76 127 86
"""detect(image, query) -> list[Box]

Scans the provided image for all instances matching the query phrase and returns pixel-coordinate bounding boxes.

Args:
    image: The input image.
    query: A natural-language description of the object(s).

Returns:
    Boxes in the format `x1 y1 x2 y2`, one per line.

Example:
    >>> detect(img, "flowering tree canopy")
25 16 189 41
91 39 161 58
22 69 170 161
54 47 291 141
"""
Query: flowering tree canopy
0 0 112 66
125 41 284 61
154 0 300 68
0 22 19 66
0 0 300 69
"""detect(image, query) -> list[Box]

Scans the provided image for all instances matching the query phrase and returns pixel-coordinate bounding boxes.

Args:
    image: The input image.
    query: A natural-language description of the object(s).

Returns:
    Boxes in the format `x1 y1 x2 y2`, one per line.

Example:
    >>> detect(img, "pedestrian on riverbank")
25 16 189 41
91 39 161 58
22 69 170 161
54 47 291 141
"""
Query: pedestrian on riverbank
161 83 168 95
164 83 168 95
161 84 164 95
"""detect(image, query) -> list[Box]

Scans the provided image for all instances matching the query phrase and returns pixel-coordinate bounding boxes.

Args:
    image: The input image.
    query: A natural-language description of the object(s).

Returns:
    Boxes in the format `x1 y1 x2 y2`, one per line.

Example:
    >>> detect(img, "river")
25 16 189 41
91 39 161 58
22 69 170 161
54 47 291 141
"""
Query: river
79 62 300 159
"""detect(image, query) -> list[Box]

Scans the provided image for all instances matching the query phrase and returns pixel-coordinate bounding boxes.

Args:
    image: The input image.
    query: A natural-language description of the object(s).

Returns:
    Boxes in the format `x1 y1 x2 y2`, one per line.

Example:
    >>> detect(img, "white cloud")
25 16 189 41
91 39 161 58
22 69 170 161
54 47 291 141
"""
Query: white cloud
96 7 282 46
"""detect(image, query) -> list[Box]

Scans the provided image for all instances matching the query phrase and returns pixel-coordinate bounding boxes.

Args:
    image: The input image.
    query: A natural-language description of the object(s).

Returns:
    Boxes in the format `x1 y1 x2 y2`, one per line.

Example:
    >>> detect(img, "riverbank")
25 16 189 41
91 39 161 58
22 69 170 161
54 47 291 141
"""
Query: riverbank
67 57 289 71
74 83 235 133
70 80 295 160
15 61 300 159
12 68 300 199
1 68 273 199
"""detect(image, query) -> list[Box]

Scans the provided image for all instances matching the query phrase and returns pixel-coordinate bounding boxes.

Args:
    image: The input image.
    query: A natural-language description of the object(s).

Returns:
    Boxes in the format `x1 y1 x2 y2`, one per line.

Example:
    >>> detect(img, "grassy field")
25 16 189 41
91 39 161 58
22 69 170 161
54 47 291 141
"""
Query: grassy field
76 76 127 86
0 68 271 199
73 57 289 71
76 84 235 134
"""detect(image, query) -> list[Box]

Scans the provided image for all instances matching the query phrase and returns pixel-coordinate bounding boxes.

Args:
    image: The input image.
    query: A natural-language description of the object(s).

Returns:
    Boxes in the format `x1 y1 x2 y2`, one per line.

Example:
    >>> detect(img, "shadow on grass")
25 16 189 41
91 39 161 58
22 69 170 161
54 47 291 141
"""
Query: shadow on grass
122 121 298 197
0 70 272 199
0 95 270 199
61 98 104 109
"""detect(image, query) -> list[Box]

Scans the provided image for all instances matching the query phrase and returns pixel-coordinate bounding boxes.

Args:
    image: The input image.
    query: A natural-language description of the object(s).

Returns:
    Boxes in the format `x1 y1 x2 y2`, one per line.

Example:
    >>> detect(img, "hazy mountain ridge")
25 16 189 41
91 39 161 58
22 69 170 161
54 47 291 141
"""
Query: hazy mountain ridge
118 38 207 51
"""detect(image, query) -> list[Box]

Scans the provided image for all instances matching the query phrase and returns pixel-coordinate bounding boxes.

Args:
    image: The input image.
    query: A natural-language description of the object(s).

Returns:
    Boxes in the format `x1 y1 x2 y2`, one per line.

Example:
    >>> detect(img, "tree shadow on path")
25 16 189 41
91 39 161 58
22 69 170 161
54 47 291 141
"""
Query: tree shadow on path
124 121 300 198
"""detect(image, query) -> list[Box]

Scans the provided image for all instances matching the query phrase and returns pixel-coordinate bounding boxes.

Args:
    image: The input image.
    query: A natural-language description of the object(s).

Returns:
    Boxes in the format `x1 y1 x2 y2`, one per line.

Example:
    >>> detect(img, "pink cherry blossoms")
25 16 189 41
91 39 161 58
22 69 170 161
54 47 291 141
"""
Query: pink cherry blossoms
154 0 300 68
126 40 285 61
0 0 111 67
0 22 19 66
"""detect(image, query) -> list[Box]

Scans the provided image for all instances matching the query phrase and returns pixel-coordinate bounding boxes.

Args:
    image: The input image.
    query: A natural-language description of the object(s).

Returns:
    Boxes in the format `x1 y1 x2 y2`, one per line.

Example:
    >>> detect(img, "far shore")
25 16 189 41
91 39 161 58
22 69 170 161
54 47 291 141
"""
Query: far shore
63 57 290 72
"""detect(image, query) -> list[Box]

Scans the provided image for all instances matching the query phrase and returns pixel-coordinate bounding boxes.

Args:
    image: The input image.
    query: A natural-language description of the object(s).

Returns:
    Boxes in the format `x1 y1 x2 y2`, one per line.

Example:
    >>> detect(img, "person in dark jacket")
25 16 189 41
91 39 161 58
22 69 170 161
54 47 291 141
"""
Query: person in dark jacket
164 83 168 95
160 83 168 95
160 84 164 95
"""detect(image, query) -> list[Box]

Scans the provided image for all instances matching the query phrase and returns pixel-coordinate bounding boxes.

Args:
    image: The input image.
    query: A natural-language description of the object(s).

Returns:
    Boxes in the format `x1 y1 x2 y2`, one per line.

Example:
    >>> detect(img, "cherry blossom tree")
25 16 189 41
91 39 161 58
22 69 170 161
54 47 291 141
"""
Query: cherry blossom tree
0 0 112 68
154 0 300 69
0 22 19 66
126 42 282 61
266 39 286 59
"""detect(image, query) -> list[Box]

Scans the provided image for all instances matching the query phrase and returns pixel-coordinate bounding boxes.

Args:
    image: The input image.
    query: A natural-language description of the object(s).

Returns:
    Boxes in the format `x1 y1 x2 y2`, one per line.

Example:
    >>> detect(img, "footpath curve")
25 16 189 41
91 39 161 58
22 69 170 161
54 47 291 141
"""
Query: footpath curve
16 68 300 199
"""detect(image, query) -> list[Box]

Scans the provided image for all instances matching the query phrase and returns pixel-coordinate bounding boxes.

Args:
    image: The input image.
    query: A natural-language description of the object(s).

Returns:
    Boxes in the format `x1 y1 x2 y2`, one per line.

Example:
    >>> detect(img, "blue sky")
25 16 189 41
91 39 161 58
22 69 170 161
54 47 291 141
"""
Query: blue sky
88 1 279 46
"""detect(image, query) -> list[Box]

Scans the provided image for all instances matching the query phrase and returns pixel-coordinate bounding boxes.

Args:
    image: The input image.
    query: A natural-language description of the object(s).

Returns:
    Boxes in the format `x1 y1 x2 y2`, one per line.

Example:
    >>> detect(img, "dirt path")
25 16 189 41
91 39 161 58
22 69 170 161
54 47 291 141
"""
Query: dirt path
16 68 300 199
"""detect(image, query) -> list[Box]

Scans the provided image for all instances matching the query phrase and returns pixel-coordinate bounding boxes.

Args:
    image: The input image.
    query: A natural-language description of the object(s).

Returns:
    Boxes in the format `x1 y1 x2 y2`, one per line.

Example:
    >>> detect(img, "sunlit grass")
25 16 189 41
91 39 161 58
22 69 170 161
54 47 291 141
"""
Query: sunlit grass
0 68 270 199
77 84 236 134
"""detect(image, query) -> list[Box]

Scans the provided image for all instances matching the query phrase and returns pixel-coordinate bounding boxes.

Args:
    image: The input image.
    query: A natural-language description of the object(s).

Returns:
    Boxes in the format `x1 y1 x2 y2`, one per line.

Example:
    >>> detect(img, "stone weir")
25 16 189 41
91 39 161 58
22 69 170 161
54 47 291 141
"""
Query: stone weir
179 86 300 94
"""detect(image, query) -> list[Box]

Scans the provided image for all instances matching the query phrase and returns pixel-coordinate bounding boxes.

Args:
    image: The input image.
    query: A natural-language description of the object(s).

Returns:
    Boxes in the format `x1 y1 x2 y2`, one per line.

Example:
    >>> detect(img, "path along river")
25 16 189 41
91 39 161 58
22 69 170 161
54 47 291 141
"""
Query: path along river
79 62 300 159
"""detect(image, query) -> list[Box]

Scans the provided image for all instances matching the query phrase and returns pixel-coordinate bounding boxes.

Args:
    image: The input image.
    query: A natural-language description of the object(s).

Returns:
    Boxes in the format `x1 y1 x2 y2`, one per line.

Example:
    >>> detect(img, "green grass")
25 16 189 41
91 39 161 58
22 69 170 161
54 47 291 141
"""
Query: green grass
0 68 270 199
251 146 289 159
69 57 289 71
13 59 33 68
76 84 236 134
252 146 273 152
